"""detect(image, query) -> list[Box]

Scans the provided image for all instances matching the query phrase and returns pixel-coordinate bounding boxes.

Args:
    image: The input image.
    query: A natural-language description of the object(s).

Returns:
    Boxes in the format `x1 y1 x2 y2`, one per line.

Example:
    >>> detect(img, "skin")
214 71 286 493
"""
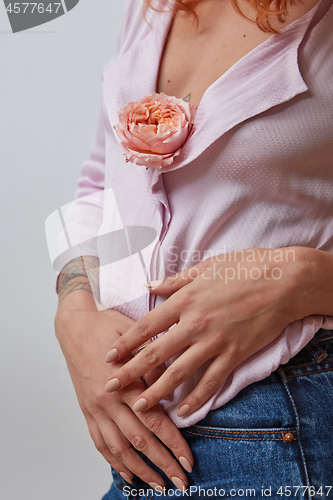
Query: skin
55 256 193 489
156 0 321 107
55 0 327 487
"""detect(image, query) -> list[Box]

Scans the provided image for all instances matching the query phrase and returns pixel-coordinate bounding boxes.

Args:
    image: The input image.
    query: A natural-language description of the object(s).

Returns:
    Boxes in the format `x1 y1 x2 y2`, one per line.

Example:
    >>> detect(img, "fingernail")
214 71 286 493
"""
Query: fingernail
149 482 163 491
105 349 119 362
143 280 163 290
171 477 186 491
120 472 132 484
105 378 121 392
133 398 148 412
177 404 191 417
179 456 192 473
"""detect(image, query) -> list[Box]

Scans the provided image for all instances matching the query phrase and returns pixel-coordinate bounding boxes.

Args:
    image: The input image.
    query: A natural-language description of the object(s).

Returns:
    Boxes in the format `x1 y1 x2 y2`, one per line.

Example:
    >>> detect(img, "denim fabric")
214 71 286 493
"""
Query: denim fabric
102 328 333 500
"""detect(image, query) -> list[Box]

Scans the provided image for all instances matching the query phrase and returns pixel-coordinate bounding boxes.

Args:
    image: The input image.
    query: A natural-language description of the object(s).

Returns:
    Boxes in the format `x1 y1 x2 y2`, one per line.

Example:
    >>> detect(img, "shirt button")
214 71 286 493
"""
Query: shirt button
284 432 295 443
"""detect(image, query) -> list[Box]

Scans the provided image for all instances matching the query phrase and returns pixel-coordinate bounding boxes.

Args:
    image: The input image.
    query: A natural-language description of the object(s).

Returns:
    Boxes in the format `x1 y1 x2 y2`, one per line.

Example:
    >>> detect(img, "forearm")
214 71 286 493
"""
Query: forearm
55 256 136 351
57 256 100 307
55 256 104 352
54 255 136 377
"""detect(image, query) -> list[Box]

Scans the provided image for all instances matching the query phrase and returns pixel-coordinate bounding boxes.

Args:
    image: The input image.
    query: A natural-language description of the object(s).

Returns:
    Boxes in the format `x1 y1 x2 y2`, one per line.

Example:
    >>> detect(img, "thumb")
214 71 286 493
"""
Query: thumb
143 259 210 296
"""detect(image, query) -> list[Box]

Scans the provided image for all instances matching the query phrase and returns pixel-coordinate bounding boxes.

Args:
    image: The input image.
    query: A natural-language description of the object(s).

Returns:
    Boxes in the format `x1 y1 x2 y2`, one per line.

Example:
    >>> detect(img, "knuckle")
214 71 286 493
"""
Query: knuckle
167 366 185 384
108 445 124 461
142 344 160 367
89 391 109 413
186 313 208 333
178 290 193 308
131 434 148 453
202 376 220 393
144 414 162 434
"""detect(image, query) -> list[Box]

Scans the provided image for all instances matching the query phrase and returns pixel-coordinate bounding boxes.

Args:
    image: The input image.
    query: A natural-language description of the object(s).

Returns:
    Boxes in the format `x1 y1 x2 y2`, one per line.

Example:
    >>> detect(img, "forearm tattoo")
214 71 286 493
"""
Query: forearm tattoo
57 256 100 303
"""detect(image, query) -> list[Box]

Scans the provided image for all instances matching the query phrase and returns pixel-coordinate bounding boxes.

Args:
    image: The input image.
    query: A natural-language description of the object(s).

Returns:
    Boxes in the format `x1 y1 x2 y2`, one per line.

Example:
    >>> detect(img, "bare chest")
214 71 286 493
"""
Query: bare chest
156 0 319 107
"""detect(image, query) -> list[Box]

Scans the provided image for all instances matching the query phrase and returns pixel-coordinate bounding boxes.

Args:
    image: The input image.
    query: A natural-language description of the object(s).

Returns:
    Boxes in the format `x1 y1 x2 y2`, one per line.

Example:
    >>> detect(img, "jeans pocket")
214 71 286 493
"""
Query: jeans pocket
180 423 306 494
185 424 297 442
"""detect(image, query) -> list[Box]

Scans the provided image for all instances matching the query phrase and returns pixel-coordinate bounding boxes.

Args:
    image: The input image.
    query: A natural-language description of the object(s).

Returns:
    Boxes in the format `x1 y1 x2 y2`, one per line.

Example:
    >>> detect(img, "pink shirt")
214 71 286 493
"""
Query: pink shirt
55 0 333 427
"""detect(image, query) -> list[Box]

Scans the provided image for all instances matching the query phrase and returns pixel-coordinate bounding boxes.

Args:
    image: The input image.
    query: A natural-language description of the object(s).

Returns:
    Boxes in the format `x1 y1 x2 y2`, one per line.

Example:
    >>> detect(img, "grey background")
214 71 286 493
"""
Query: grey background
0 1 125 499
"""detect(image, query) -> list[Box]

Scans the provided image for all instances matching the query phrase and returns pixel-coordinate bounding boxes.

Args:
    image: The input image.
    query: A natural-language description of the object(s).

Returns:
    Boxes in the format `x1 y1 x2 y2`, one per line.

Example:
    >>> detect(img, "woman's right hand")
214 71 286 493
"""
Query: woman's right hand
54 288 193 490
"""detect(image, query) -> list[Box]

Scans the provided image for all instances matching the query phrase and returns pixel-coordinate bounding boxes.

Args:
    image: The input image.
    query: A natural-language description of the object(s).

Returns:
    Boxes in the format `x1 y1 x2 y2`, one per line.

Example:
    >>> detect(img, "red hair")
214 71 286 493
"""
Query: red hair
143 0 299 34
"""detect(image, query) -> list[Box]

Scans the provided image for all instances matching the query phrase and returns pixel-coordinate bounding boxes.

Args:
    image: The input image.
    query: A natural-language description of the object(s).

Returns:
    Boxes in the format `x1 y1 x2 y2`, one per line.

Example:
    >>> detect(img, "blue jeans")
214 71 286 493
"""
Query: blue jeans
102 328 333 500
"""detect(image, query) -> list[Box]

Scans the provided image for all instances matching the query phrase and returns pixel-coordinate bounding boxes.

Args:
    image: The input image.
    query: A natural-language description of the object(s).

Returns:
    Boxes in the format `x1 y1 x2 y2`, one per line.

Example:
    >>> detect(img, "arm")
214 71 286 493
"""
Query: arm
55 256 193 488
103 246 333 416
57 255 101 304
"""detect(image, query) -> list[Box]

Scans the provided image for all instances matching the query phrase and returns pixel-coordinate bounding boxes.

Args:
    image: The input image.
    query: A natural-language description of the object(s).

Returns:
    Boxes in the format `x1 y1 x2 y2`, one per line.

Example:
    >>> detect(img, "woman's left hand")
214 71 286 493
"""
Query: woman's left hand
104 246 315 417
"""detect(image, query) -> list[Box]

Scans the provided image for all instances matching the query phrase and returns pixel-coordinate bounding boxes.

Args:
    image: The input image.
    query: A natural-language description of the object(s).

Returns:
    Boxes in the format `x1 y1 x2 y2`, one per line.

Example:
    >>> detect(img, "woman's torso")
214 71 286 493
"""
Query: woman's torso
98 0 333 426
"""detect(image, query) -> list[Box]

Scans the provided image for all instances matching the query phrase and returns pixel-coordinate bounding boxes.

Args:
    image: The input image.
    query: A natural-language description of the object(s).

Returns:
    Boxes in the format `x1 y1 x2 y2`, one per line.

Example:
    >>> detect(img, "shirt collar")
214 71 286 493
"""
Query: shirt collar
102 0 330 174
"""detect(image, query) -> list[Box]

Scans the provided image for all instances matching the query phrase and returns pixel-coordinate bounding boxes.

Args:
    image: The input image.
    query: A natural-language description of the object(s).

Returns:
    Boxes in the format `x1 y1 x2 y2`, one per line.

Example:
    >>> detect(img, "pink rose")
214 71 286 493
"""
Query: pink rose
114 93 197 170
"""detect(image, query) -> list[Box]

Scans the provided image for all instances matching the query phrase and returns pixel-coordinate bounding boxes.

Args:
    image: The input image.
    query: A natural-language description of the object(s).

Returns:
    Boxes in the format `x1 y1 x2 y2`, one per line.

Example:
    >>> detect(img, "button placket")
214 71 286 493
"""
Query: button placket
147 170 171 313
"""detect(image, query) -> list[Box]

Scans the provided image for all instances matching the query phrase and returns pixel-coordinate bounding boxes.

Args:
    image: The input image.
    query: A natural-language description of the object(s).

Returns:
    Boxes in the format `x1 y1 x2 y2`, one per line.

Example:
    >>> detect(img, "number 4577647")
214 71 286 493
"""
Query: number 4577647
5 3 62 14
276 486 332 497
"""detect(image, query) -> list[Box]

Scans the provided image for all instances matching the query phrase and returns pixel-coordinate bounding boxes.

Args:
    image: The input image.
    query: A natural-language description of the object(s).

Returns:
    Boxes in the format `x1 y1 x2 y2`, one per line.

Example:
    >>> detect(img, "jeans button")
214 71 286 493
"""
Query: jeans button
284 432 295 443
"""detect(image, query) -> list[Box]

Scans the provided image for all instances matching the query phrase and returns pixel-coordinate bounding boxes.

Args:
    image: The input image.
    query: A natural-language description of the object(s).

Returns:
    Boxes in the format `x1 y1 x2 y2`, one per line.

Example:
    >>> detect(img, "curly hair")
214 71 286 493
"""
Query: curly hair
143 0 299 34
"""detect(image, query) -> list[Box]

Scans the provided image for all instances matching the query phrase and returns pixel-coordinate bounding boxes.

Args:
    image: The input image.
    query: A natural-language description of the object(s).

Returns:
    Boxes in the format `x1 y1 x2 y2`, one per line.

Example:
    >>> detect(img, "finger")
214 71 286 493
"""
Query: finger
105 298 182 362
142 364 173 402
143 364 165 387
85 414 134 483
130 346 213 412
120 383 193 474
99 407 189 490
96 413 166 488
138 403 194 474
105 324 188 392
143 259 211 296
131 339 165 388
177 355 235 417
131 340 151 358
